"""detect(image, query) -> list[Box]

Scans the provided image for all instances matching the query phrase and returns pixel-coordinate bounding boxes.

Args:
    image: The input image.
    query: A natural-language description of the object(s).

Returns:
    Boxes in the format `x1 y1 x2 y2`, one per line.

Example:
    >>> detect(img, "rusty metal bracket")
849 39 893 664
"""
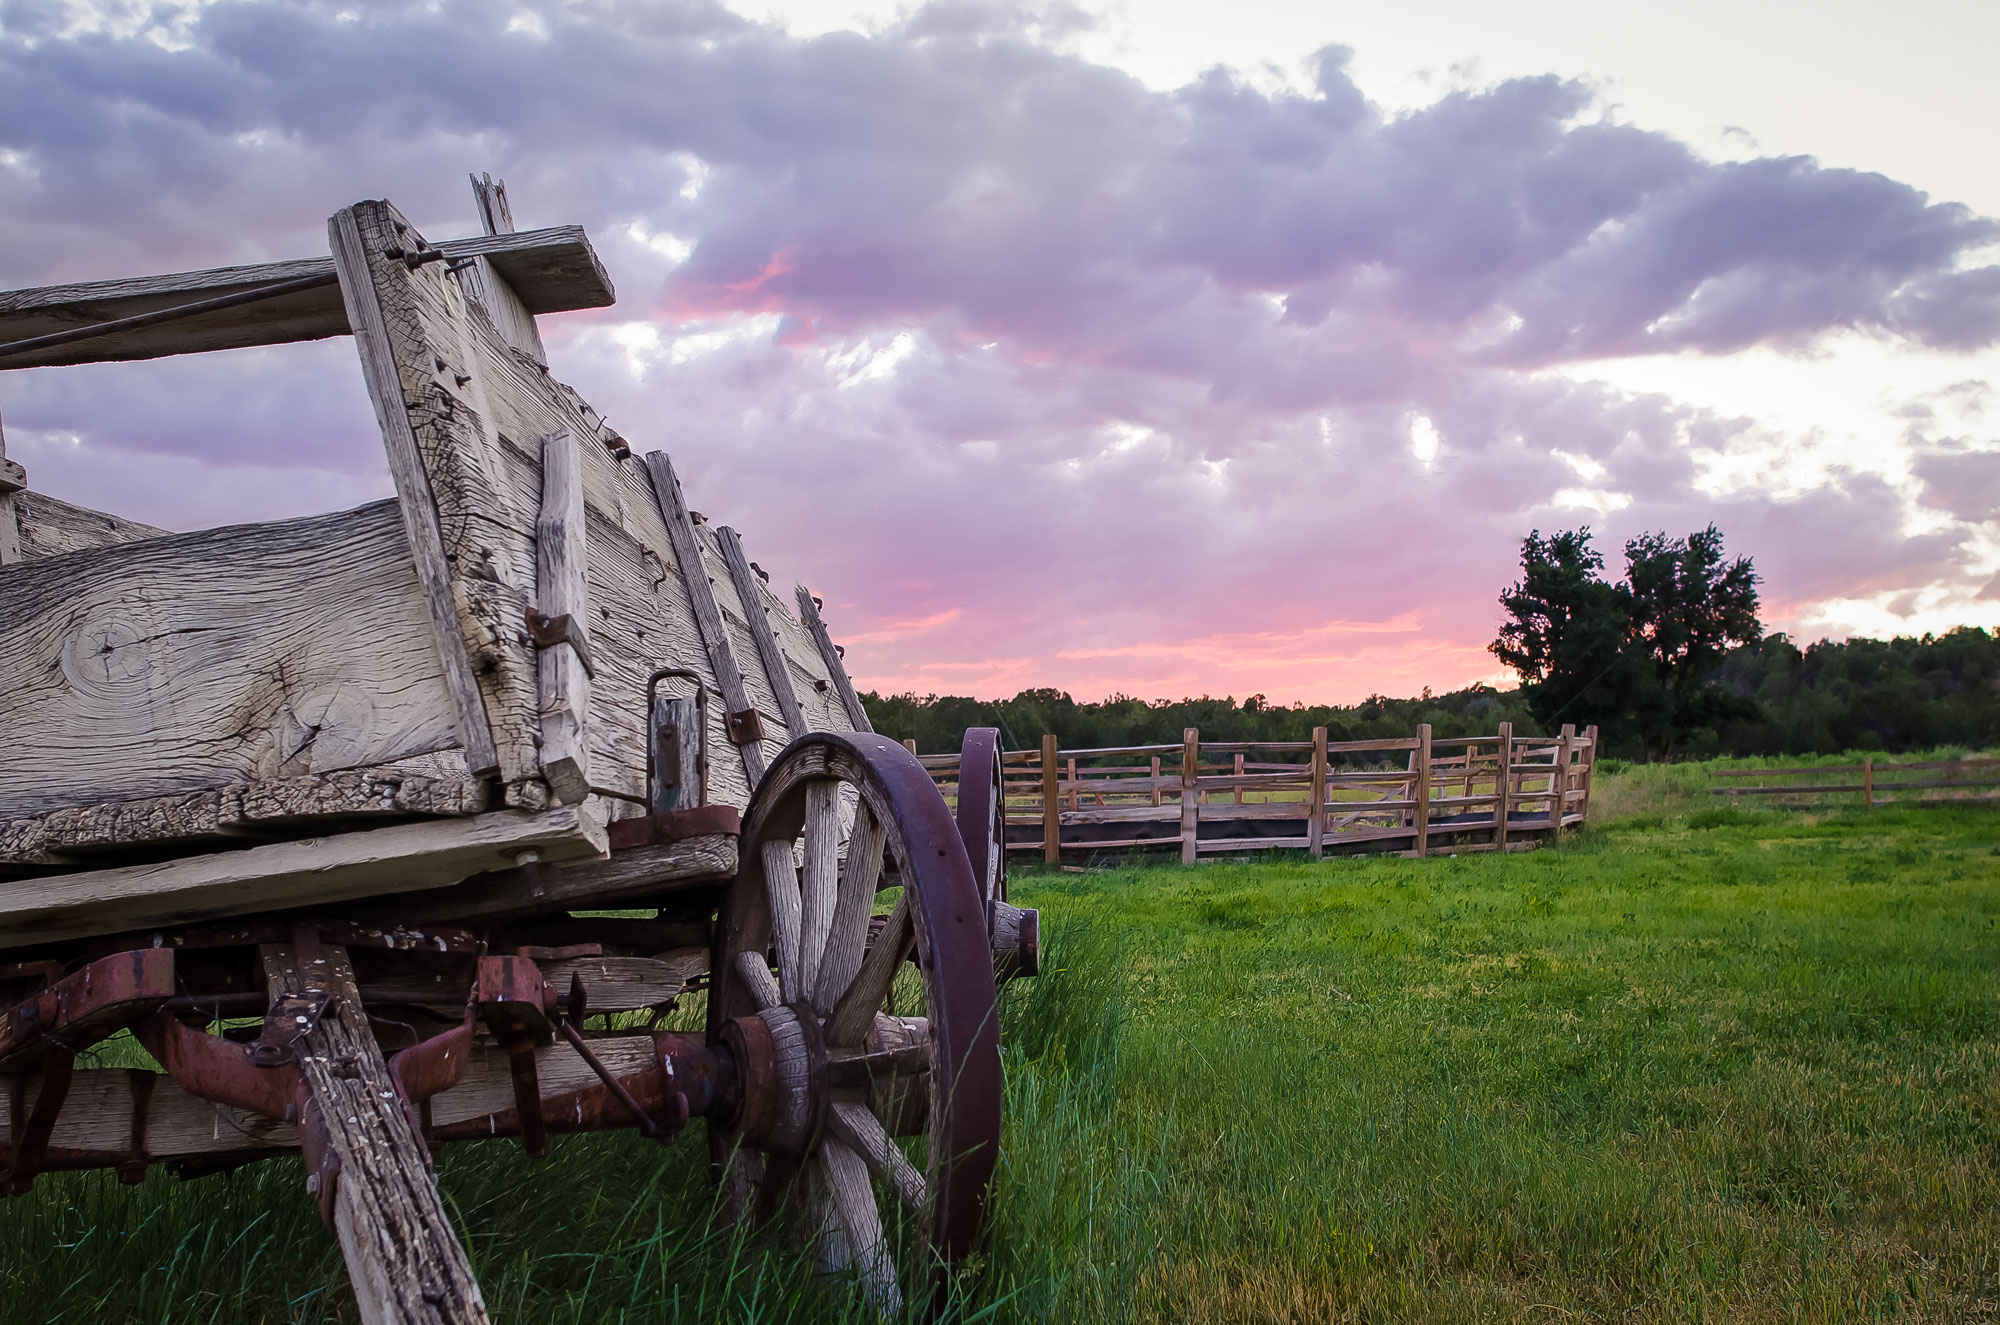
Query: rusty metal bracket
0 949 177 1073
2 1049 75 1195
137 1010 301 1123
475 954 554 1157
605 803 741 852
525 609 597 679
247 991 333 1068
726 707 766 746
553 974 685 1144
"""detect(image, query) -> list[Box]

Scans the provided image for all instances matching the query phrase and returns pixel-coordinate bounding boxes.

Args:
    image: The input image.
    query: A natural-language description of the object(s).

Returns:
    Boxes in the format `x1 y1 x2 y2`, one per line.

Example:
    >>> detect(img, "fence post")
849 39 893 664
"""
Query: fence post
1309 727 1328 860
901 738 917 756
1067 756 1079 811
1554 724 1575 838
1581 724 1598 820
1041 733 1060 866
1181 727 1200 865
1863 755 1874 808
1234 752 1245 804
1495 722 1512 850
1151 755 1162 807
1413 724 1432 857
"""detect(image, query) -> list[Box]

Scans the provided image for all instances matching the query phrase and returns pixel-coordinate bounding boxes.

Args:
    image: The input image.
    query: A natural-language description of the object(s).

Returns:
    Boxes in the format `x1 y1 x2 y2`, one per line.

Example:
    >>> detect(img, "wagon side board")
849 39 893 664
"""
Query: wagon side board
0 500 464 823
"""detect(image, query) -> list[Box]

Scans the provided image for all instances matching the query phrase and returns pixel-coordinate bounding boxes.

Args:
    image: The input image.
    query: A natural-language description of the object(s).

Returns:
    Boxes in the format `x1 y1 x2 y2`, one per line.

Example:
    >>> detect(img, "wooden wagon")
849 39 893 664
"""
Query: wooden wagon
0 178 1034 1320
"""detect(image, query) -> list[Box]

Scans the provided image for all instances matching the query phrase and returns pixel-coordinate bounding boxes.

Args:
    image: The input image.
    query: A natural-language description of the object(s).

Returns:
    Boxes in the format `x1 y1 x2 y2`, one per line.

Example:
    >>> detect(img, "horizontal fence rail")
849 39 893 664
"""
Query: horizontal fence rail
907 722 1597 865
1709 756 2000 806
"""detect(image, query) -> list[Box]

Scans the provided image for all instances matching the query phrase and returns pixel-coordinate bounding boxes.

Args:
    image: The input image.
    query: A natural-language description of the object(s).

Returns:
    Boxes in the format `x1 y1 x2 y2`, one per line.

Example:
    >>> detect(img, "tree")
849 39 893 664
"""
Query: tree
1490 524 1761 758
1621 525 1760 756
1488 528 1638 741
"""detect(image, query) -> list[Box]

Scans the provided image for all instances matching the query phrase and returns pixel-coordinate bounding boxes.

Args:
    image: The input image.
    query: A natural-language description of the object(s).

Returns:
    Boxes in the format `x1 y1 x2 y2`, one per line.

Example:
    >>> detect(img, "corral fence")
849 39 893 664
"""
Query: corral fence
1710 756 2000 806
910 722 1597 865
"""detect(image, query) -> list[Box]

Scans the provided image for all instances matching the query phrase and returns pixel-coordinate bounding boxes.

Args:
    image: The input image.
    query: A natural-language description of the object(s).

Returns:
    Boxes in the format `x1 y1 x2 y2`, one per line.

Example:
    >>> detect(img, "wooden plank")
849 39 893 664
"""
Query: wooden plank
457 173 547 364
1195 836 1311 853
642 452 765 786
1 768 487 868
1412 724 1433 858
795 585 873 732
1059 803 1182 826
329 205 505 783
1182 801 1312 823
1181 729 1199 865
534 430 591 803
1495 722 1513 849
350 832 735 926
716 526 806 739
1042 735 1061 865
0 226 613 371
11 489 169 564
1326 737 1422 753
2 1033 676 1165
0 805 607 950
0 501 469 820
263 940 490 1324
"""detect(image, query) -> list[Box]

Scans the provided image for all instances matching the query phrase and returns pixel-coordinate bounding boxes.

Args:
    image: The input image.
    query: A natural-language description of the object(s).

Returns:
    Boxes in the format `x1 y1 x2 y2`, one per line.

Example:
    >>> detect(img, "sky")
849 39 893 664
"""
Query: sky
1 0 1997 705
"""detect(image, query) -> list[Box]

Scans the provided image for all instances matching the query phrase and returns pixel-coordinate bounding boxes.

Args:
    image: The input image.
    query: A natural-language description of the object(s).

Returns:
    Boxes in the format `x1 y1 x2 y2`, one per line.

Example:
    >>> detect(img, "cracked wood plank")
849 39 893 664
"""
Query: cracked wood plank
0 499 462 821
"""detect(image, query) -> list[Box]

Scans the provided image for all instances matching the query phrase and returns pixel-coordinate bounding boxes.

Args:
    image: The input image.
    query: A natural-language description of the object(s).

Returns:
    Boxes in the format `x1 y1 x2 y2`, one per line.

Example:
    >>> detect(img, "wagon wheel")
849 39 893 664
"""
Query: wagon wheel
710 731 1003 1314
955 727 1007 906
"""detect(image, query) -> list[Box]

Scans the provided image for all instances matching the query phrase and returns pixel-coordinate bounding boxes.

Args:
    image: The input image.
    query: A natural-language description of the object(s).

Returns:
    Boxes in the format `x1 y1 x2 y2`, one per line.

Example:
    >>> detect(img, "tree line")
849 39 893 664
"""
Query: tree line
861 525 2000 761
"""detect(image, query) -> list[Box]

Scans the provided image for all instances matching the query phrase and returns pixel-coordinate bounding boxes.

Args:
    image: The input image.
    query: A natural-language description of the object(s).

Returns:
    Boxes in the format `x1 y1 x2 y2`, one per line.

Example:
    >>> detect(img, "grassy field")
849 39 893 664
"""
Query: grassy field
4 773 1997 1322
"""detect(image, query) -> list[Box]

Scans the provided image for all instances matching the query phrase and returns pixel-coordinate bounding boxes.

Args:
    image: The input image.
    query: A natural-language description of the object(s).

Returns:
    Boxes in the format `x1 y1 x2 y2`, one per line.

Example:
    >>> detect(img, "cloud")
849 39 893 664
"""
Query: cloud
1 0 1995 701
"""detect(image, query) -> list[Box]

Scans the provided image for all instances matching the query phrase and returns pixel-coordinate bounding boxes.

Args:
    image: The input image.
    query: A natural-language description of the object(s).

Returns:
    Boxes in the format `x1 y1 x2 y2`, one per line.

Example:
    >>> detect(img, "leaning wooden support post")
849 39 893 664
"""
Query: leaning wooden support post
533 430 591 804
642 451 765 786
1412 724 1433 857
262 939 490 1325
1041 734 1061 866
1864 755 1875 807
716 525 806 740
1495 722 1513 849
1180 728 1200 865
1308 727 1328 860
328 206 501 781
1579 724 1599 820
795 585 873 733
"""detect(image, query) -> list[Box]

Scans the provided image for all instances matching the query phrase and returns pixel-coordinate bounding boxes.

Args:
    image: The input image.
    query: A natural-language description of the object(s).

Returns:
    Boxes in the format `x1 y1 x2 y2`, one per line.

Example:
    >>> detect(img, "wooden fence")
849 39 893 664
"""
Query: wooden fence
1710 756 2000 806
911 722 1597 865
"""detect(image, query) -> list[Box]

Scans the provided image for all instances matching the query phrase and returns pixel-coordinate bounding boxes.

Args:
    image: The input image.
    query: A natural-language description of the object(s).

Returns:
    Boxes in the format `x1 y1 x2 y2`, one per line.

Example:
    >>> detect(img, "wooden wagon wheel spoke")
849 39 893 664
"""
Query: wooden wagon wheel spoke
711 731 1003 1312
815 802 887 1014
829 1098 927 1211
821 1138 903 1314
760 838 805 999
797 778 841 1001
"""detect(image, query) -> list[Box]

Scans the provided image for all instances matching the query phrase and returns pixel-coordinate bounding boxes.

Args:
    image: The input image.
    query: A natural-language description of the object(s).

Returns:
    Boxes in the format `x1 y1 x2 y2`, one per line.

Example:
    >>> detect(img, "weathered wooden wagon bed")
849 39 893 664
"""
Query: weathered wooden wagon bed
0 181 1032 1321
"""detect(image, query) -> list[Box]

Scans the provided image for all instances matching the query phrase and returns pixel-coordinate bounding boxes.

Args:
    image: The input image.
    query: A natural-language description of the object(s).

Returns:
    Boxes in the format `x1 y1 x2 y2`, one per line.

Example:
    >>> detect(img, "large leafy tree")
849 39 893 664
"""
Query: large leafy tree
1490 528 1640 743
1491 524 1761 757
1622 525 1761 756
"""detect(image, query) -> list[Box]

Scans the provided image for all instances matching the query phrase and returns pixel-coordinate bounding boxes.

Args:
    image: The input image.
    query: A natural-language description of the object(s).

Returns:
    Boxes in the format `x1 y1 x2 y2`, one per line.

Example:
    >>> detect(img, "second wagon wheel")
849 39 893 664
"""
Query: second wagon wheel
710 731 1003 1314
955 726 1007 906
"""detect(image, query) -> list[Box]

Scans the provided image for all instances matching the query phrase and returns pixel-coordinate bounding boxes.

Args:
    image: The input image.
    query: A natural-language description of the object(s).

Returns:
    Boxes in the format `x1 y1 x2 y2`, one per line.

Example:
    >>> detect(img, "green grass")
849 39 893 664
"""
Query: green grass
5 787 1997 1322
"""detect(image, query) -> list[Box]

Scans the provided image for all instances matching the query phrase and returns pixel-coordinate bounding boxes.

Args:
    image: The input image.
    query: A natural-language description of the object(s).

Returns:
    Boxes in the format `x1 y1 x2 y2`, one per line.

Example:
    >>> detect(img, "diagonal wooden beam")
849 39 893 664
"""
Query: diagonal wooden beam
642 451 767 786
716 525 807 740
794 585 872 733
